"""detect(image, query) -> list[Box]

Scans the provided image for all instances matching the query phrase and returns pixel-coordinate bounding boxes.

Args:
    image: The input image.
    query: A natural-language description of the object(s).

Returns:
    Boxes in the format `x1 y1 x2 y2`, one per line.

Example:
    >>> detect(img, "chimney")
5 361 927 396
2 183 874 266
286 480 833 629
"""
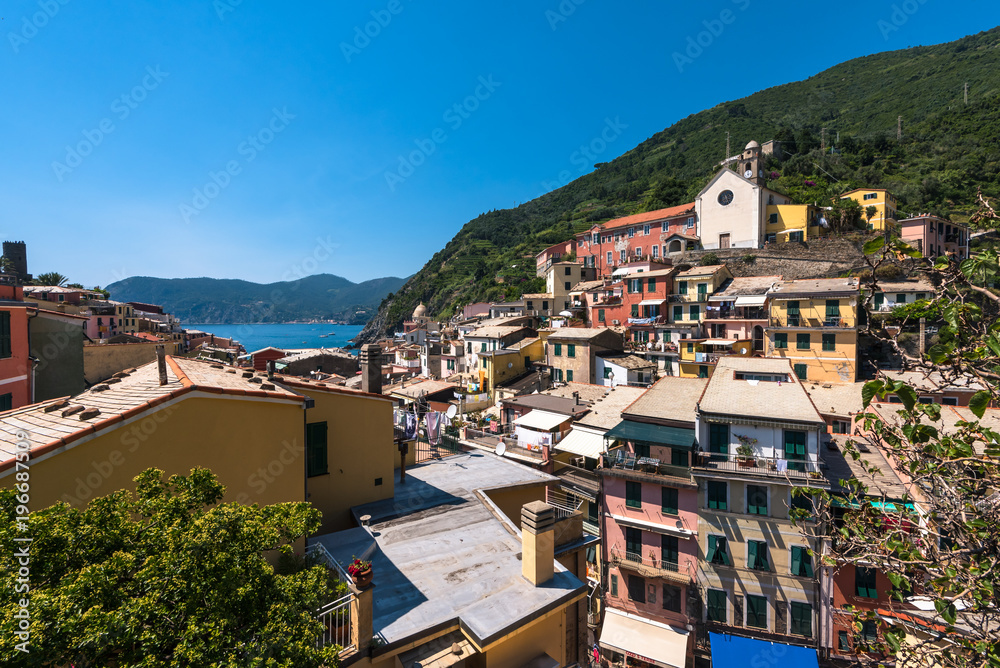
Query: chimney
360 344 382 395
573 391 580 406
521 501 556 586
267 359 275 380
155 344 168 386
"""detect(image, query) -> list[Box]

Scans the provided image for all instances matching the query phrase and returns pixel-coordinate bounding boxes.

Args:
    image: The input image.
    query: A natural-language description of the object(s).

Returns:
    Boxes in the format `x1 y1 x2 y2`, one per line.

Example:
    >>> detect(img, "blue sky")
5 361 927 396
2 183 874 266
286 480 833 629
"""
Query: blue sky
2 1 995 287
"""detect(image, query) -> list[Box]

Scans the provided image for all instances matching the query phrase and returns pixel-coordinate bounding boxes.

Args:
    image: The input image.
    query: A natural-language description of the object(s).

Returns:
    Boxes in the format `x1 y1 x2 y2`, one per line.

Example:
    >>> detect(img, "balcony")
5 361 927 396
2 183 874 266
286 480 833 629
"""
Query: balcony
769 316 852 329
602 451 694 485
704 307 766 321
608 546 694 583
693 452 824 481
669 293 709 303
556 462 599 497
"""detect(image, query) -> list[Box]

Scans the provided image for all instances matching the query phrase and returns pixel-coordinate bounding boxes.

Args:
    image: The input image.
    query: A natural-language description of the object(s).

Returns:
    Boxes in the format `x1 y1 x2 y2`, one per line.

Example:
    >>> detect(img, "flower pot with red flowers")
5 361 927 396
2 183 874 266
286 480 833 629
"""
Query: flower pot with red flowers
347 557 373 589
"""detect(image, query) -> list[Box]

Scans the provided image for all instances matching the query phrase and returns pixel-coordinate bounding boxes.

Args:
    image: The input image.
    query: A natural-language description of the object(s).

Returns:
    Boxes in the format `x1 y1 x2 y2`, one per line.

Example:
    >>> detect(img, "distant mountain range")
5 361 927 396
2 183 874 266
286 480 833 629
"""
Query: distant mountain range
106 274 409 325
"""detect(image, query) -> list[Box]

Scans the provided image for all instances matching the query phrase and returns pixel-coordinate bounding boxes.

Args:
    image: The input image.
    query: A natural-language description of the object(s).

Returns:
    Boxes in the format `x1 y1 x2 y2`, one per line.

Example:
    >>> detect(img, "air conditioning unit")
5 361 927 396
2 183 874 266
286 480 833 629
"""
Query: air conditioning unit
613 320 621 325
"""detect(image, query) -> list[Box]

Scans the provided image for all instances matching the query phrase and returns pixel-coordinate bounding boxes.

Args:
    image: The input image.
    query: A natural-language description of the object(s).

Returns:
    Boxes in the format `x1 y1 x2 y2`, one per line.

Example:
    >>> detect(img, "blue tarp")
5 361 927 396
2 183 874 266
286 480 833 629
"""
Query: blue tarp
709 632 818 668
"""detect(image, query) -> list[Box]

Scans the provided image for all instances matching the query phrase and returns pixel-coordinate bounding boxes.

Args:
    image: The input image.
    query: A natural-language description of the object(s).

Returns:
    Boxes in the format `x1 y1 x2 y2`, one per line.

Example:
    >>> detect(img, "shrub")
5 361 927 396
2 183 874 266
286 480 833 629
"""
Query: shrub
742 254 757 264
874 263 904 280
700 253 720 266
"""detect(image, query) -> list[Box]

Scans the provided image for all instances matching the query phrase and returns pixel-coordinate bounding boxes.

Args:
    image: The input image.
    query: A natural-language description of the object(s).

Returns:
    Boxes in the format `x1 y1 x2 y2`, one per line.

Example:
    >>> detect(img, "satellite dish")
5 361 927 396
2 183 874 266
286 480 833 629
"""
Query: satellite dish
508 362 513 368
445 405 458 419
495 442 507 457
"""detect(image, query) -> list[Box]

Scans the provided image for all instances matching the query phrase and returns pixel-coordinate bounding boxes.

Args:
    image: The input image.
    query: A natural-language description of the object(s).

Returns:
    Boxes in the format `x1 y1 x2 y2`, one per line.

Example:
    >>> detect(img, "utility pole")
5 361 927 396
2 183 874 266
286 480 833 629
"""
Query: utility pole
897 115 902 142
725 131 731 164
964 82 969 105
821 128 827 151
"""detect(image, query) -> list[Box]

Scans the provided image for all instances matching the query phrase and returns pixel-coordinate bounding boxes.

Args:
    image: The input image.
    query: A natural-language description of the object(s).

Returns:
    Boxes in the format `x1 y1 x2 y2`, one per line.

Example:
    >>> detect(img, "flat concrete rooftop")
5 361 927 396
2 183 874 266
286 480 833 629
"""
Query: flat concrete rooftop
312 453 586 649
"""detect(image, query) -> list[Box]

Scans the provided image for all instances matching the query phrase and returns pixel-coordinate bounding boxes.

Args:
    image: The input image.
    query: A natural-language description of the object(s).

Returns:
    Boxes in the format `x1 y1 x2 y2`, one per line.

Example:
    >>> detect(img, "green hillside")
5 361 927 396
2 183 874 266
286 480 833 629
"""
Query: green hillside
107 274 408 325
358 27 1000 341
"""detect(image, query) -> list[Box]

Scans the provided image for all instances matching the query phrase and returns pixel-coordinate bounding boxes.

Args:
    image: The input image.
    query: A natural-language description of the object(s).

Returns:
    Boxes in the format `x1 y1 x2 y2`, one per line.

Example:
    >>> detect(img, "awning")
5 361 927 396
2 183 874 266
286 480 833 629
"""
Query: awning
600 609 689 668
709 633 818 668
639 299 665 306
605 420 696 449
778 228 804 235
612 268 631 277
555 427 605 458
734 294 768 307
514 409 570 431
702 339 736 346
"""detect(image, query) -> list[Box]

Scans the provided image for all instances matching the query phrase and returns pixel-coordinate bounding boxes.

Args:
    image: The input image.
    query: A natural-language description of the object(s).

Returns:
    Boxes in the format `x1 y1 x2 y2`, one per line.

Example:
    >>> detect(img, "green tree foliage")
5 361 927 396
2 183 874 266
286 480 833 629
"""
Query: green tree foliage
365 28 1000 338
801 196 1000 667
32 272 68 287
0 468 343 667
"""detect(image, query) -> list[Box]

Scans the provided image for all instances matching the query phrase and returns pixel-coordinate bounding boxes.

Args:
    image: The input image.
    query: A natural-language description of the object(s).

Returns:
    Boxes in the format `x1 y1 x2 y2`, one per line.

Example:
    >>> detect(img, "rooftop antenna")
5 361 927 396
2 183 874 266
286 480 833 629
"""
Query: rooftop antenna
725 131 731 165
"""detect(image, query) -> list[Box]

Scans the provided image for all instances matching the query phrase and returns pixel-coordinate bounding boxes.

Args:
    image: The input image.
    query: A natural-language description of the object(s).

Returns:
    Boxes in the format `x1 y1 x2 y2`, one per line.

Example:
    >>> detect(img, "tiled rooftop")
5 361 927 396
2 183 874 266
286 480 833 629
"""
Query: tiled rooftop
623 376 708 425
698 357 824 424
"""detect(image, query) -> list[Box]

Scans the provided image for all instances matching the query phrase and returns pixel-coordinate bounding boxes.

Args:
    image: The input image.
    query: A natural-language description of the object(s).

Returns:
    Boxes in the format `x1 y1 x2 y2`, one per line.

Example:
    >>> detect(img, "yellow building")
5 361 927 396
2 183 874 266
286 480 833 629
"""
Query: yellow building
669 264 733 325
765 278 860 383
764 204 824 243
840 188 899 231
115 302 140 334
678 338 753 378
479 336 545 401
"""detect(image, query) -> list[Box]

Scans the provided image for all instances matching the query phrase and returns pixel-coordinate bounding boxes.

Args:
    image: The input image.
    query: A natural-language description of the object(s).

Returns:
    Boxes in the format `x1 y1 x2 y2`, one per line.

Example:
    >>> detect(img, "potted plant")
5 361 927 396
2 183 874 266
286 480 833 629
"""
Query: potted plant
348 557 373 588
734 434 757 467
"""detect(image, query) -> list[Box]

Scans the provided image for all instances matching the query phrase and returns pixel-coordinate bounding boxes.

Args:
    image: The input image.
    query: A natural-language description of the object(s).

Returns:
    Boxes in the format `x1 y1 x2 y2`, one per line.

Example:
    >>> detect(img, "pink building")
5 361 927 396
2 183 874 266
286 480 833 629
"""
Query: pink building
702 275 780 353
899 214 969 260
598 377 709 666
576 204 697 277
535 239 577 276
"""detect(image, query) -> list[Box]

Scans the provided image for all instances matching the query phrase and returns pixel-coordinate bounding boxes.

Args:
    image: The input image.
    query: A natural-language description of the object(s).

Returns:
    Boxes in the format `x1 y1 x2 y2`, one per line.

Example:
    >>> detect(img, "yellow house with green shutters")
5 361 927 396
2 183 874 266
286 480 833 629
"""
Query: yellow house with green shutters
763 204 825 243
669 264 733 325
677 338 753 378
839 188 899 231
765 278 860 383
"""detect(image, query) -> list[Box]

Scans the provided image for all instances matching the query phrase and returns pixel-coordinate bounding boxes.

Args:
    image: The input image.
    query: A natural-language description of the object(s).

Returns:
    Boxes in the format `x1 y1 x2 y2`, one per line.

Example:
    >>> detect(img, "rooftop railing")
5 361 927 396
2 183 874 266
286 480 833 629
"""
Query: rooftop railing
604 450 693 482
693 452 823 479
608 545 695 582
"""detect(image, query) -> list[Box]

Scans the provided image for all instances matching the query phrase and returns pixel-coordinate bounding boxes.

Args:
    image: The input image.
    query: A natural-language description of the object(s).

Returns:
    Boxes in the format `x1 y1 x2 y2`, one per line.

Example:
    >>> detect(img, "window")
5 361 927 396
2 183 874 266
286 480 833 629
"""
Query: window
554 343 562 356
678 281 687 295
598 309 605 323
789 231 803 242
628 227 635 238
707 535 729 566
592 233 599 244
567 344 575 358
709 423 729 456
686 217 695 228
625 526 643 556
673 305 682 321
629 279 641 294
826 299 840 319
648 277 656 291
838 630 851 651
565 282 571 290
542 301 548 310
631 304 639 318
786 300 800 326
607 251 613 264
661 534 679 567
796 333 811 350
942 397 958 406
526 301 533 310
627 574 645 602
896 293 907 304
861 620 879 643
651 245 659 258
481 342 488 352
864 192 877 200
0 312 10 359
620 250 626 263
784 430 807 470
604 366 613 379
662 584 682 613
822 333 836 351
610 574 618 597
793 364 807 381
746 594 767 629
662 487 678 515
790 546 814 577
554 368 563 382
699 365 708 378
832 419 849 434
626 481 642 509
855 567 878 599
0 393 11 412
566 369 573 382
671 449 687 467
707 481 727 511
564 266 572 276
686 342 694 354
643 224 650 235
634 442 650 458
306 422 328 477
746 485 768 515
747 540 769 571
774 333 788 349
661 221 669 232
689 305 700 320
707 589 727 622
790 602 812 637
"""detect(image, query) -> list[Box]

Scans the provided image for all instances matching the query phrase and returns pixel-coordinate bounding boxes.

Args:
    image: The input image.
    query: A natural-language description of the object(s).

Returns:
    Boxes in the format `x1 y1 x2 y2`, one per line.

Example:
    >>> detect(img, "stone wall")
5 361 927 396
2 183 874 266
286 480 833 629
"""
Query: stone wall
673 236 870 281
83 341 180 385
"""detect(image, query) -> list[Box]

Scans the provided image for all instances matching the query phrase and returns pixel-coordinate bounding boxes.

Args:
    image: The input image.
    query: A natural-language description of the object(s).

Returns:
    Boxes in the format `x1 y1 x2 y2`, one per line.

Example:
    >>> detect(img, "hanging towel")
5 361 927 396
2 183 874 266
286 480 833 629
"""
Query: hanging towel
404 413 418 440
490 420 498 433
427 411 441 445
776 459 788 472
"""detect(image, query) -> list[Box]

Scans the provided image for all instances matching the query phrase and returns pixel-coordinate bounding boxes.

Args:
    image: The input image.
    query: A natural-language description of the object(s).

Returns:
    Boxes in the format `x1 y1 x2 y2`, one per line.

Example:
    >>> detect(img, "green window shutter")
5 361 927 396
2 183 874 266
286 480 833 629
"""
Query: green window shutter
790 546 802 576
707 481 727 510
747 485 767 515
648 278 656 291
690 305 700 320
679 281 687 295
598 309 605 322
0 393 11 412
747 539 758 569
610 574 618 597
671 449 687 467
626 481 642 508
707 589 726 623
699 365 708 378
787 300 800 315
755 541 769 570
896 293 907 304
706 535 718 563
784 430 807 458
822 333 836 351
775 333 787 349
874 292 884 308
673 305 682 320
554 343 561 356
796 333 811 350
826 299 840 317
631 304 639 318
567 344 575 358
687 342 694 353
709 423 729 455
791 602 812 637
566 369 573 382
661 534 678 566
0 312 10 359
662 584 682 613
661 487 678 515
306 422 328 477
838 631 851 651
802 548 814 577
856 567 877 598
635 443 650 458
794 364 807 381
746 594 767 629
625 527 643 555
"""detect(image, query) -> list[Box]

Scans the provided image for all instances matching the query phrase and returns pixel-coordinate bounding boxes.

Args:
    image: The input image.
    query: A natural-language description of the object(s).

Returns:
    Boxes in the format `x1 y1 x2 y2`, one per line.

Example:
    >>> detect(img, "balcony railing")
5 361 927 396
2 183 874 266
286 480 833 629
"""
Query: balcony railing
669 293 709 303
704 307 766 320
316 594 355 652
770 316 851 328
693 452 823 479
604 450 693 482
608 546 694 582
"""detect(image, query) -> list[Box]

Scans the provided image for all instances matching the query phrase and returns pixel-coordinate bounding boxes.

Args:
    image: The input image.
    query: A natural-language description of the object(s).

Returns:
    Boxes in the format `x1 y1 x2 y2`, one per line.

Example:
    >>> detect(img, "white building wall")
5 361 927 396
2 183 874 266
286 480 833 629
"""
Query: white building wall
696 170 763 250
